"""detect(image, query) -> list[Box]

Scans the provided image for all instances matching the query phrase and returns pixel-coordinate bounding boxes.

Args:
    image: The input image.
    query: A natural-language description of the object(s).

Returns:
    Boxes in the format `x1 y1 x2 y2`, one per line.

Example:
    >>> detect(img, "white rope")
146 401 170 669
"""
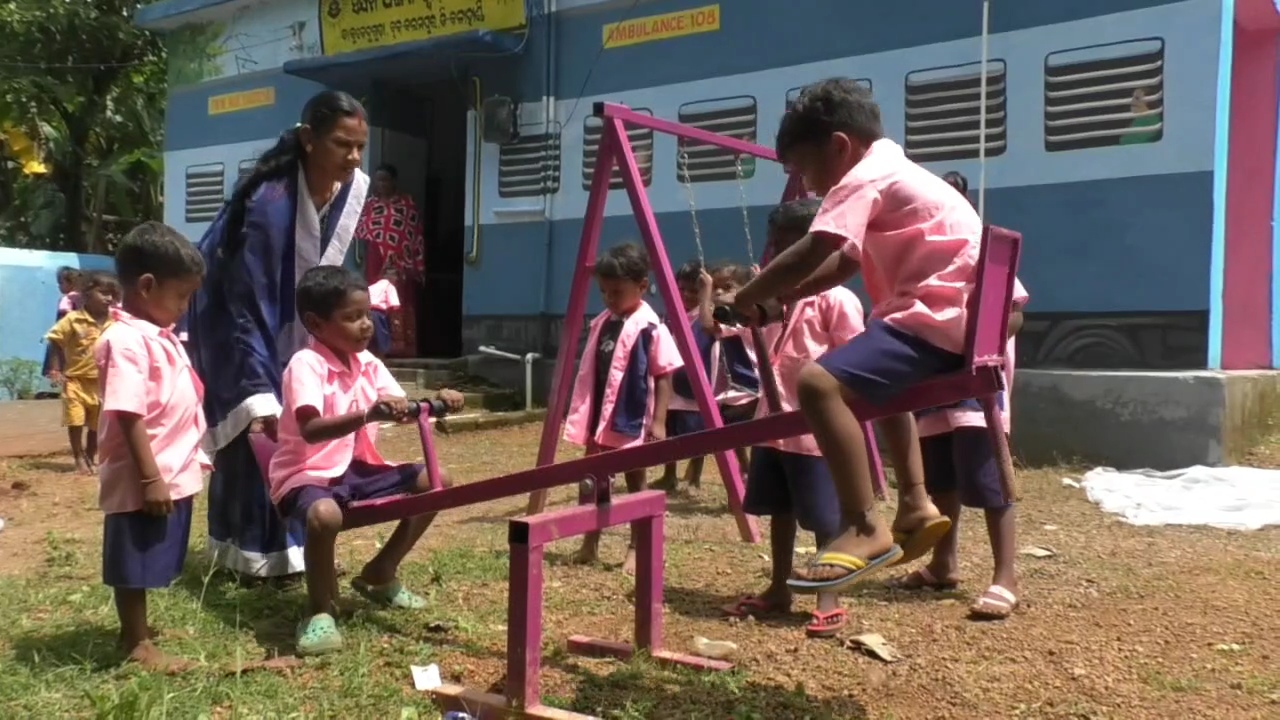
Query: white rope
977 0 990 221
734 155 754 262
679 151 705 265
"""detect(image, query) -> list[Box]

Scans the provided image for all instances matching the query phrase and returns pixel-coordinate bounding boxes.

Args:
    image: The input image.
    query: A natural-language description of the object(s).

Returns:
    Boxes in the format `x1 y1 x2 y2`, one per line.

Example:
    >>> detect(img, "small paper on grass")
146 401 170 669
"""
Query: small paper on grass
690 636 738 660
410 663 443 691
846 633 902 663
1020 545 1057 558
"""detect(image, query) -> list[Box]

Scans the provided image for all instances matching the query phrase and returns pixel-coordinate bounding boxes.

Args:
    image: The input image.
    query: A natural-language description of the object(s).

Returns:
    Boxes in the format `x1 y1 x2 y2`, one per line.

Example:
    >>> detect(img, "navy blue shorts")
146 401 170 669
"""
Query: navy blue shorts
370 309 392 355
816 319 965 406
665 409 705 437
921 428 1008 509
102 496 194 589
279 460 423 525
371 308 389 353
743 447 842 537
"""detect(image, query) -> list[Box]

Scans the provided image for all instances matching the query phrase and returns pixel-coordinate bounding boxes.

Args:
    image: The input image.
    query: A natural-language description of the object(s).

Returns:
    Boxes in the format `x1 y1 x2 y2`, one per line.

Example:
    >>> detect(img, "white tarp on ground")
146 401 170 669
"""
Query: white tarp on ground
1079 466 1280 531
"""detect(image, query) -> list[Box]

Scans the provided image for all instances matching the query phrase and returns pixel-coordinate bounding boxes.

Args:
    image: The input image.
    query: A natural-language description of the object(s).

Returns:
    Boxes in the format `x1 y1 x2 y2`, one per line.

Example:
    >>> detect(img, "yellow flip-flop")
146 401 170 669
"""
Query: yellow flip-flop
787 546 904 595
890 516 953 567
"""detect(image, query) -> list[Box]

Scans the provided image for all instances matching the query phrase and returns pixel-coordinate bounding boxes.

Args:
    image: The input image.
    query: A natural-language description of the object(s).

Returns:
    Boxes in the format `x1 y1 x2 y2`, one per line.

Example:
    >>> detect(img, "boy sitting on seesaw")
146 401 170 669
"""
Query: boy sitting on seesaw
563 242 683 575
720 198 866 638
267 265 464 656
727 77 991 592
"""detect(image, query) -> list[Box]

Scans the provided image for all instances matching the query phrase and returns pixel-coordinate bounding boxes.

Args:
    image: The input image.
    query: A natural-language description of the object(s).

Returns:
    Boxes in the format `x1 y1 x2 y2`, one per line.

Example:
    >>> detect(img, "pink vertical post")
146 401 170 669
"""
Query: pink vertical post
527 129 619 514
506 539 544 708
417 412 444 491
605 114 758 543
632 513 663 651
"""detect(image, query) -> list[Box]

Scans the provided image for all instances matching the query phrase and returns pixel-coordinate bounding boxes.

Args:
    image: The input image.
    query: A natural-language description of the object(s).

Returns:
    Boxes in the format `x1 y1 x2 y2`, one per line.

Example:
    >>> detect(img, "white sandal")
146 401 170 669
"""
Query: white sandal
969 584 1018 620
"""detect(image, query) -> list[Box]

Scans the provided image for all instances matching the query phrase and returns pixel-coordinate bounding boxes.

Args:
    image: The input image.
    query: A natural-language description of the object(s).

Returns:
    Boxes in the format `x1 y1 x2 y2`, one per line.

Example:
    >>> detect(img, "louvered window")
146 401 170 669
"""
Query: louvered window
904 61 1007 162
786 79 872 106
675 96 757 184
582 108 654 190
184 163 225 223
498 133 561 198
1045 39 1164 152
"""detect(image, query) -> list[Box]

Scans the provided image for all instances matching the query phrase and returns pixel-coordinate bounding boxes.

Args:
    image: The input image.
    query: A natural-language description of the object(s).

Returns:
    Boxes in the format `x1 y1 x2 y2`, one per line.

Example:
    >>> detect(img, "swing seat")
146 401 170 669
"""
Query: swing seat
848 225 1022 502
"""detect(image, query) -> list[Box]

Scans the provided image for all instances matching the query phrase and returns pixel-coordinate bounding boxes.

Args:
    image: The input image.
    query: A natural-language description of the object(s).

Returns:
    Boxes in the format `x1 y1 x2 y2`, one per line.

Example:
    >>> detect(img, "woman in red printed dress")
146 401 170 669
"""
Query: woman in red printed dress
356 163 425 357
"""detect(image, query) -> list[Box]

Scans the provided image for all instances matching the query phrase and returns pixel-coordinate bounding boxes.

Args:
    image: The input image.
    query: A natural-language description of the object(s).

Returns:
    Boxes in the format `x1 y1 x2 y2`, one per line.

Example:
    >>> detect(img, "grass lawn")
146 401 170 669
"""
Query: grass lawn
1 424 1279 719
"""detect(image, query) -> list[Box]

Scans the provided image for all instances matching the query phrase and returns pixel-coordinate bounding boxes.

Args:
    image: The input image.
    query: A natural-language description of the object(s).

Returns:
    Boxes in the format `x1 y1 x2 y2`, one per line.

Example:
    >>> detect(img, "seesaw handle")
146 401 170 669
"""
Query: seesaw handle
711 301 784 327
371 399 450 491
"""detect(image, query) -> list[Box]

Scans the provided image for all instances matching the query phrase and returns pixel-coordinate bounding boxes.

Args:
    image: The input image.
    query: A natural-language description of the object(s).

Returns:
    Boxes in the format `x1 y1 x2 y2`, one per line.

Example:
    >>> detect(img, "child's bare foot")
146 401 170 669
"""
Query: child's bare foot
722 585 792 616
621 547 637 576
126 640 194 674
73 457 91 474
885 564 961 591
648 475 678 493
571 545 599 566
791 524 896 584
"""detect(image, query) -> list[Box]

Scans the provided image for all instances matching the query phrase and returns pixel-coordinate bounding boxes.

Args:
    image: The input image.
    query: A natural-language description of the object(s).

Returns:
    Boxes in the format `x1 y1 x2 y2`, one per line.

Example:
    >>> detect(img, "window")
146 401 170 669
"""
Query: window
904 61 1007 162
498 133 561 198
1044 39 1164 152
786 79 872 106
582 109 654 191
184 163 225 223
237 159 255 188
675 96 757 184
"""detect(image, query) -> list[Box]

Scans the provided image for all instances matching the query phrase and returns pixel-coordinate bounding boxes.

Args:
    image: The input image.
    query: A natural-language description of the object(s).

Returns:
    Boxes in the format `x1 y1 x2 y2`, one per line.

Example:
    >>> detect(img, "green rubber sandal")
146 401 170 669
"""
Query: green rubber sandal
296 613 343 656
351 578 427 610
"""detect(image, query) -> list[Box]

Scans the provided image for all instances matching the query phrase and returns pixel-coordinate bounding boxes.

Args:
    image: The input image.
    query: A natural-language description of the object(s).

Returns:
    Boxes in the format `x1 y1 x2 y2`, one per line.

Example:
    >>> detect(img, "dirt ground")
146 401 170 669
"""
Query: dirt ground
1 424 1279 719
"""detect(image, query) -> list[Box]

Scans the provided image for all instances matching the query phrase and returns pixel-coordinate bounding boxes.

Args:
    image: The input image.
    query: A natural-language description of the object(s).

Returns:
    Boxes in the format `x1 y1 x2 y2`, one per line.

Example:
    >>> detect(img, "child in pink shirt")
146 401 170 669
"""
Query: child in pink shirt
367 274 400 358
732 78 988 593
721 199 866 637
554 243 683 575
94 222 208 672
888 170 1030 620
269 266 464 656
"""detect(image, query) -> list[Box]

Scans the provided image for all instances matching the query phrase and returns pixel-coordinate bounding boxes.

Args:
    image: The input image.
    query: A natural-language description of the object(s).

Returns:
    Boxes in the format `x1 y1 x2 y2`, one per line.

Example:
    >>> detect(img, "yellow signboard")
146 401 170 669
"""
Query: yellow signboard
207 87 277 116
319 0 528 57
603 4 720 49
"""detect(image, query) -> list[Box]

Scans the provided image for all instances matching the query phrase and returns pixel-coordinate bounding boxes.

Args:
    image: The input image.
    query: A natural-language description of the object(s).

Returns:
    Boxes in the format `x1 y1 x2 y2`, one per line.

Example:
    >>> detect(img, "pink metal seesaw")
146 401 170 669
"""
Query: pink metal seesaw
247 102 1022 720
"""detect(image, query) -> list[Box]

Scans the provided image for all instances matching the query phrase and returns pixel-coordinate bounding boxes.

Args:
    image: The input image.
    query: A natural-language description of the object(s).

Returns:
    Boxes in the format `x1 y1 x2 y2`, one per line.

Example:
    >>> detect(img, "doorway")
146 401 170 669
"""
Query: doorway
371 79 468 359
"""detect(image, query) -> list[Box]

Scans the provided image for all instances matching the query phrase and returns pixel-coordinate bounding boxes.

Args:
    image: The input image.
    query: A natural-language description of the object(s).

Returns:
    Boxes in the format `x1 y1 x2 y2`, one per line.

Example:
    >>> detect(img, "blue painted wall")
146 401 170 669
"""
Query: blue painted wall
152 0 1223 339
0 248 115 398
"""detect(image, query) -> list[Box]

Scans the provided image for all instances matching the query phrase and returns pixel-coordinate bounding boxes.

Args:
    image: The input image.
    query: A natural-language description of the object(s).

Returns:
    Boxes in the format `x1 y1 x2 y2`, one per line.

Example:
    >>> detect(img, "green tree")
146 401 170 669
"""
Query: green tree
0 0 167 252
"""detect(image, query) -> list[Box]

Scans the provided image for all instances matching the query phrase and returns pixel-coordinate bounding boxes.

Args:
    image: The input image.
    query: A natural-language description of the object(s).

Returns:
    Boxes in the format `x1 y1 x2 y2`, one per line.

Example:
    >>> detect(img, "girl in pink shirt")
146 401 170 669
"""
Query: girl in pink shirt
731 78 986 593
95 222 208 672
270 266 464 656
722 198 866 638
550 243 683 575
367 273 400 358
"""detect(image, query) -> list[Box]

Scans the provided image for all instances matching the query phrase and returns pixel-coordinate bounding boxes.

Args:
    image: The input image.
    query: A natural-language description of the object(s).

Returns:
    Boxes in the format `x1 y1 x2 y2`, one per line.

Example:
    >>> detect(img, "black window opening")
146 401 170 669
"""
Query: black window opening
675 96 758 184
786 78 873 106
184 163 225 223
498 132 562 199
1045 39 1165 152
582 109 654 191
904 60 1007 163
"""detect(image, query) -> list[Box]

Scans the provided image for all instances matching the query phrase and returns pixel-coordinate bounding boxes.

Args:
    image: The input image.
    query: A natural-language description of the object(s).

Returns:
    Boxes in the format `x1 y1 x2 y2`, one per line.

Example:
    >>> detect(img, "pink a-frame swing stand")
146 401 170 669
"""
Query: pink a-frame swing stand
527 102 886 542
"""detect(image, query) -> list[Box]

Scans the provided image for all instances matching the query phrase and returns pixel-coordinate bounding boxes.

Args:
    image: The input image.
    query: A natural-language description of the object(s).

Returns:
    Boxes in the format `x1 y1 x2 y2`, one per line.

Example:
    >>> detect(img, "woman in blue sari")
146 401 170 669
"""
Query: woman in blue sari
188 90 370 578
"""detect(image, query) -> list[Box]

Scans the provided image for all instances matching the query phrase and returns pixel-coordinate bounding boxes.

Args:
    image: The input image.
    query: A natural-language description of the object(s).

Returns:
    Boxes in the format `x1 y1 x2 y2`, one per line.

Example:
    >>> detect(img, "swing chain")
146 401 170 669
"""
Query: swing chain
734 154 754 263
679 150 705 265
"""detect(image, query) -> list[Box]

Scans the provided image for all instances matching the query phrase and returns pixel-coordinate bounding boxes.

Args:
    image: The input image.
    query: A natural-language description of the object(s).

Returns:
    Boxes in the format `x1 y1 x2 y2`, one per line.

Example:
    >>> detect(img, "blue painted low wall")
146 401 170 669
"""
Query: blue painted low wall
0 248 115 400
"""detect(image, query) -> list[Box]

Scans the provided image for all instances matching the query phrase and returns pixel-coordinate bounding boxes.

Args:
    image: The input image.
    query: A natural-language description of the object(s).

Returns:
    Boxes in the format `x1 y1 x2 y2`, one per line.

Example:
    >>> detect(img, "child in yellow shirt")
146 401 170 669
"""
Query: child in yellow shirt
45 271 120 473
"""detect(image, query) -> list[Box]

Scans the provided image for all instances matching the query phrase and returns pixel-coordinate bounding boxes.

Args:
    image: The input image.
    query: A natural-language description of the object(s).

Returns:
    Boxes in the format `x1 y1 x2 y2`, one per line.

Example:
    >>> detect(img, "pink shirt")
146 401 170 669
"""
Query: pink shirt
95 308 209 514
57 291 81 315
917 278 1030 437
268 342 405 504
810 138 983 353
369 279 401 312
755 287 866 456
